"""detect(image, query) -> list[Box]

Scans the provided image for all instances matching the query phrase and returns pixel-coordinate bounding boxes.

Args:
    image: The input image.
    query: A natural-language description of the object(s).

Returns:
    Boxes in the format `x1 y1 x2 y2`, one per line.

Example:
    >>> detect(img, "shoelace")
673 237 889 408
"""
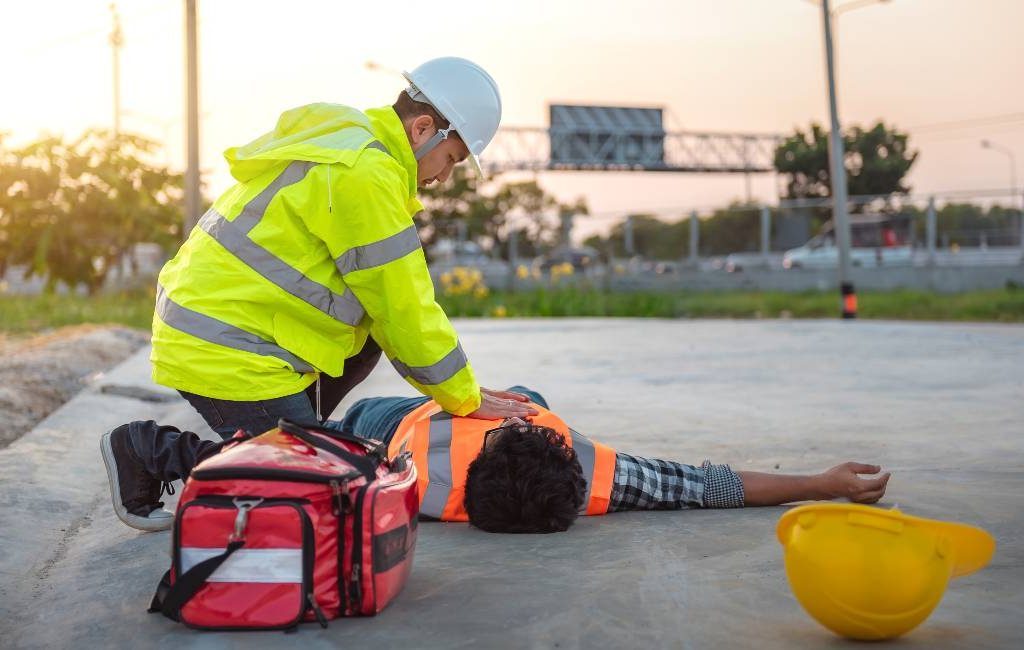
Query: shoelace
159 481 176 498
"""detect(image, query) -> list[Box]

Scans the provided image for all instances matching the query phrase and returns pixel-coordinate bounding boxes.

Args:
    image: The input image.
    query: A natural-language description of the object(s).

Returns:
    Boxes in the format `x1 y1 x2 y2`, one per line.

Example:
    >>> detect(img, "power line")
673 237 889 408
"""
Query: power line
912 124 1024 143
907 112 1024 133
19 3 173 58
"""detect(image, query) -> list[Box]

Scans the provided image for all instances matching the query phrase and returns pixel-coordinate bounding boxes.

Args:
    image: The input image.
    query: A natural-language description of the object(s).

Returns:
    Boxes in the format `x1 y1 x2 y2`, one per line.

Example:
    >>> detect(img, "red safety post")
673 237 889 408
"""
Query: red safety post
841 282 858 319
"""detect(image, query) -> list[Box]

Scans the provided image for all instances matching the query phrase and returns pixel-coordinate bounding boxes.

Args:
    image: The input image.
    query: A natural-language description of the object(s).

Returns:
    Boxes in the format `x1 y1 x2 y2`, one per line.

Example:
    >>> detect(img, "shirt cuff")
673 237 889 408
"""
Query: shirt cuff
700 460 745 508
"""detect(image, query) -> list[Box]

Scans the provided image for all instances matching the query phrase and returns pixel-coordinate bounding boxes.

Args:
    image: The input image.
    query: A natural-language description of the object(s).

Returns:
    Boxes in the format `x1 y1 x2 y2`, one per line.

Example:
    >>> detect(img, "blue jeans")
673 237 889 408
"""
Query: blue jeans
180 338 383 439
326 385 549 445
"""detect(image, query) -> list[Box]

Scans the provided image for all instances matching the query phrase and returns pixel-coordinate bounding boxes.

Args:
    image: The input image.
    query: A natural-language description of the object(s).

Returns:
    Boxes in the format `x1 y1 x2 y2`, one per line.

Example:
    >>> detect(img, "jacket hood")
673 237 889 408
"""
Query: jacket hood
224 103 378 183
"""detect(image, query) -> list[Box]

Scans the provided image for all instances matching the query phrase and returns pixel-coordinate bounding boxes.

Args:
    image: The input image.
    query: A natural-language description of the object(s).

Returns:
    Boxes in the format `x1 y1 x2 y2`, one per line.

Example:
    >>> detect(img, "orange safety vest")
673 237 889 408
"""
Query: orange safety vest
387 400 617 521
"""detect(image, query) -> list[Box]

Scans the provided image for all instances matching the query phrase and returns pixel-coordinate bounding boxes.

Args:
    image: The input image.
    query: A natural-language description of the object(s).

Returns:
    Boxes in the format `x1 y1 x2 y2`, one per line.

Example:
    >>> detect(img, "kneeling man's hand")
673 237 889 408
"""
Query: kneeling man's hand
465 388 539 420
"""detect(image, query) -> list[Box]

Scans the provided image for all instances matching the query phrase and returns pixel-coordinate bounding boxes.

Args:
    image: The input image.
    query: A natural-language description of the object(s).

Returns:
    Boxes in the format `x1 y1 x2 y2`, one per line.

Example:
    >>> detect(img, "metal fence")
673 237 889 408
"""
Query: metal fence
426 190 1024 293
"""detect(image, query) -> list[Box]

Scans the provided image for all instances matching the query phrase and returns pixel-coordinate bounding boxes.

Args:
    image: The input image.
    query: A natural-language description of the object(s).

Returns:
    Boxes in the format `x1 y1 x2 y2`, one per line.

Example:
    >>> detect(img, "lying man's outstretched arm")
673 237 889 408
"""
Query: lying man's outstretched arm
738 462 890 506
610 455 890 512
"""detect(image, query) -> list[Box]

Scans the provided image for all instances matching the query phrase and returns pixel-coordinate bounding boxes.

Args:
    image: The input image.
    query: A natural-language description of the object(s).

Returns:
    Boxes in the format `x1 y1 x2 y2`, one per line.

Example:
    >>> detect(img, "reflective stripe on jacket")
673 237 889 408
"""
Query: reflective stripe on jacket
151 104 480 414
387 400 617 520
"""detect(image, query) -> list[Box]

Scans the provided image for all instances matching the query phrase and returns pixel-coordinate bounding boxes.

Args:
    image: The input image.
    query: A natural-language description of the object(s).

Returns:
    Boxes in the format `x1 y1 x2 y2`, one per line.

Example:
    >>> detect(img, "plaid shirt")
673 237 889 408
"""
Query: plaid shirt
608 453 745 512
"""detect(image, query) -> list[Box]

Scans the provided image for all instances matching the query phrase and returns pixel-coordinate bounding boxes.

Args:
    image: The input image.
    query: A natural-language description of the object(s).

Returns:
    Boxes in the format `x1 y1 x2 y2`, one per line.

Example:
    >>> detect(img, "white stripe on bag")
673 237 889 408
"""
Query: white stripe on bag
180 547 303 583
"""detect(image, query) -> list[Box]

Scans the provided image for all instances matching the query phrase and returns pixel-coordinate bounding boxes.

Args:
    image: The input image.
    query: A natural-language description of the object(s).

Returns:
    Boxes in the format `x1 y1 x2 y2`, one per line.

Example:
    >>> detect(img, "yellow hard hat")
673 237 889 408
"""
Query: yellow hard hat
776 503 995 640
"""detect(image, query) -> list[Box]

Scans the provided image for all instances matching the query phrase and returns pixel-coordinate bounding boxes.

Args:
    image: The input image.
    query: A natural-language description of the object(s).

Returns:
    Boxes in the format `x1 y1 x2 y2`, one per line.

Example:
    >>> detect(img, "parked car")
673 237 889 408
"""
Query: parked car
782 212 914 269
782 236 912 269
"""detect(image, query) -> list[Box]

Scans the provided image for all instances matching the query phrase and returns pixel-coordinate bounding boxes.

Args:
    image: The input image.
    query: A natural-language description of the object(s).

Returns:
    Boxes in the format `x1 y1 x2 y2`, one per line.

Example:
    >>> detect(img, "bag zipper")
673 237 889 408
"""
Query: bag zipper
348 482 371 613
330 479 349 616
190 466 361 484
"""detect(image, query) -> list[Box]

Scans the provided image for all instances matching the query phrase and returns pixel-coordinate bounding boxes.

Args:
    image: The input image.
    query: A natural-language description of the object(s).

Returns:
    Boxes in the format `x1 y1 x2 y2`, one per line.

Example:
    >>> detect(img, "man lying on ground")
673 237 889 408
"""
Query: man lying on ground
102 386 890 533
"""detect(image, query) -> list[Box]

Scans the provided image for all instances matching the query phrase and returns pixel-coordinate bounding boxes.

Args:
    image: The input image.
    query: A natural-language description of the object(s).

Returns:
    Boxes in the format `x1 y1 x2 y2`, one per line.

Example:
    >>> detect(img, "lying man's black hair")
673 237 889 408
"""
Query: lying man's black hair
464 424 587 533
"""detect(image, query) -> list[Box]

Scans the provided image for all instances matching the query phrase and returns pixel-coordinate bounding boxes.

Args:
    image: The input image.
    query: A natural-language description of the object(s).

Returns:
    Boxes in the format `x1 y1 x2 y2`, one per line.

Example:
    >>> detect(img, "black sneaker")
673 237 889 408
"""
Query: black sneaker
100 425 175 532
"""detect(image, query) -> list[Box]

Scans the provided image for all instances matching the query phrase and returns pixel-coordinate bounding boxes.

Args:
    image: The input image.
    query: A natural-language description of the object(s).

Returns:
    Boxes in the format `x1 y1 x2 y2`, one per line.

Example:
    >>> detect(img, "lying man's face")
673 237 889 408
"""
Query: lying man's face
465 422 587 534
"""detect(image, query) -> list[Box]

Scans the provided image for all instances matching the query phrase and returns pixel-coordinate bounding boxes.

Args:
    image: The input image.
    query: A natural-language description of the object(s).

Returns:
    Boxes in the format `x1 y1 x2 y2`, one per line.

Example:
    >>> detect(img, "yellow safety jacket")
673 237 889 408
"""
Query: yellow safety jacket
151 104 481 415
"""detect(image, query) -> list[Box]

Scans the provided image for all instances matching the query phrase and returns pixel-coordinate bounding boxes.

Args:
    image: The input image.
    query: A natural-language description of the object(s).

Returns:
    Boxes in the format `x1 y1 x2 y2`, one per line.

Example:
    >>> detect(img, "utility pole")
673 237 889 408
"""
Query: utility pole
184 0 201 236
109 3 123 137
623 215 634 256
821 0 856 318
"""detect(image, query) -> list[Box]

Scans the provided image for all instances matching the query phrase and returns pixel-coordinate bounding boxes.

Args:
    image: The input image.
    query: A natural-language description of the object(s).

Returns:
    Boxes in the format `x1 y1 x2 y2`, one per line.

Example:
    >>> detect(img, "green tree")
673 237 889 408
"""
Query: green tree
418 166 585 259
774 122 917 200
0 130 183 293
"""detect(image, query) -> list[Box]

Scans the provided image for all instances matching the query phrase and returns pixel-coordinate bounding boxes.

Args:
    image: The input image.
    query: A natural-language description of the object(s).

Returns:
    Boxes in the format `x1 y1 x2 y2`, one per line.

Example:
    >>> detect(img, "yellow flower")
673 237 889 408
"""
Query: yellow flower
491 305 507 318
473 286 489 299
440 272 453 286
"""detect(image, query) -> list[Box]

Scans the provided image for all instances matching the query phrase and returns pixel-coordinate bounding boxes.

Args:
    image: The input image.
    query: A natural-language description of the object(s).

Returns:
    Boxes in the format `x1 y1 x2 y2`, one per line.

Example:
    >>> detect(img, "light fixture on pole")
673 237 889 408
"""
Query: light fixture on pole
981 139 1022 260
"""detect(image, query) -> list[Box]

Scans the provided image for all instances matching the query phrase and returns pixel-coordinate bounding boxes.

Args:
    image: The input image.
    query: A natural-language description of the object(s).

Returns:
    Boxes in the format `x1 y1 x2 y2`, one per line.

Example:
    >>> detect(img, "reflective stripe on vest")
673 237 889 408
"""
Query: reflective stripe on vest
419 411 454 518
155 285 315 373
388 401 616 520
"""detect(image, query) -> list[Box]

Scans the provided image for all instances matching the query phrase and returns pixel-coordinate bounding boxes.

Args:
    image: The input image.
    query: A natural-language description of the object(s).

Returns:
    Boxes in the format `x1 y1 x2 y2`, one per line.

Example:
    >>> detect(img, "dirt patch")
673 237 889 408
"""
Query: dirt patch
0 325 148 448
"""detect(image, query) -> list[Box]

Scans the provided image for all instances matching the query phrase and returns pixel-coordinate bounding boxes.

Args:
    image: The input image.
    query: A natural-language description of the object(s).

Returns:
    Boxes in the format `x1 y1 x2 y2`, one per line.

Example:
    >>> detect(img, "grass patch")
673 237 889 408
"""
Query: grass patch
0 288 155 335
439 286 1024 322
1 286 1022 335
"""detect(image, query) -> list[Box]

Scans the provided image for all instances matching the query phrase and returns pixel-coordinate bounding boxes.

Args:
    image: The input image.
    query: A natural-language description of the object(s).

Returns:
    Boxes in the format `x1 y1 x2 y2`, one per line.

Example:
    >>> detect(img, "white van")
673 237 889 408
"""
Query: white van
782 213 913 269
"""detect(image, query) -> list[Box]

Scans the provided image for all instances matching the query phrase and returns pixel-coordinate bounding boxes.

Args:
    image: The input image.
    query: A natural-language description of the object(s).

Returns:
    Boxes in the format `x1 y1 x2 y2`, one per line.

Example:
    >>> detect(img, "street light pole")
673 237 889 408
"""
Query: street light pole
980 139 1022 261
821 0 856 318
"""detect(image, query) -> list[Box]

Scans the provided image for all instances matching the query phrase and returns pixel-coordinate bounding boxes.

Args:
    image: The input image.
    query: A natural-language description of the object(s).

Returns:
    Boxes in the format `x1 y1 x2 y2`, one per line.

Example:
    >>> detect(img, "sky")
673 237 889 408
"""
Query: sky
4 0 1023 239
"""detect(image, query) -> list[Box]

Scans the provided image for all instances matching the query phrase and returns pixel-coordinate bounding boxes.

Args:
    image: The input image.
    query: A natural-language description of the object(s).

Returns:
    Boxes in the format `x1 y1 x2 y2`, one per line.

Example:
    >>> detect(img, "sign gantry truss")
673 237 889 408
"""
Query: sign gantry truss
483 126 784 174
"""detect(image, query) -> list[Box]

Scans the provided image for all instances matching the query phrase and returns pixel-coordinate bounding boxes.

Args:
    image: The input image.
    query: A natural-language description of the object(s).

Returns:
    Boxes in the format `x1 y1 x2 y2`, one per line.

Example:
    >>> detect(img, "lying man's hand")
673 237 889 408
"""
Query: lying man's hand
465 388 539 420
818 462 891 504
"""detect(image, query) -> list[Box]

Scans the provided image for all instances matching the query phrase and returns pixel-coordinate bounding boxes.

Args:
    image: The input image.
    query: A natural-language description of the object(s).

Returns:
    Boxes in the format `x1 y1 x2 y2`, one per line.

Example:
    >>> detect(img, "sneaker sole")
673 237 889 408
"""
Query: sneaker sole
100 430 174 532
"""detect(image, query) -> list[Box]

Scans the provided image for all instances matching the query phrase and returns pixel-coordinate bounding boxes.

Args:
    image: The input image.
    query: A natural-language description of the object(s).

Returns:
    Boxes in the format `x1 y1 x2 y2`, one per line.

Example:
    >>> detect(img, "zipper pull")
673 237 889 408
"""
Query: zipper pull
308 592 328 628
349 563 362 607
330 479 350 515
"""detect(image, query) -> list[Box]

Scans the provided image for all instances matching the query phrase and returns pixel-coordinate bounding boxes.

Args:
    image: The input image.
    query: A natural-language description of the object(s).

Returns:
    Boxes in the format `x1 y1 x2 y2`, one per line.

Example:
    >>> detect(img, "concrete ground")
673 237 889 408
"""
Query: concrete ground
1 319 1021 649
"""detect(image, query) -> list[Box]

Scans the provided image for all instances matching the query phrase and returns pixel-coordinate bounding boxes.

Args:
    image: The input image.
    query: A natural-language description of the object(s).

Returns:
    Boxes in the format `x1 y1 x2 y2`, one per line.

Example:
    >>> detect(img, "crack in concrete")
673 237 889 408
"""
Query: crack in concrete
30 493 104 601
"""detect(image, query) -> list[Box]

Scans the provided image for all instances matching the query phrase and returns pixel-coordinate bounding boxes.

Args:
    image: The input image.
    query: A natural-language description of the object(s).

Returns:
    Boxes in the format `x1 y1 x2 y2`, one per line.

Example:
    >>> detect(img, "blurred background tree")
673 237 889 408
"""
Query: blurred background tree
0 130 183 294
417 166 587 259
774 121 918 200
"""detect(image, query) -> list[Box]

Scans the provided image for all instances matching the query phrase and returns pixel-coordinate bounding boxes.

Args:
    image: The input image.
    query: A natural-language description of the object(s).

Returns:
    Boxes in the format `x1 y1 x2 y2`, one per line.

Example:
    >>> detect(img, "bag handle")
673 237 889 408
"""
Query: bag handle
149 541 245 621
280 418 388 461
278 419 379 480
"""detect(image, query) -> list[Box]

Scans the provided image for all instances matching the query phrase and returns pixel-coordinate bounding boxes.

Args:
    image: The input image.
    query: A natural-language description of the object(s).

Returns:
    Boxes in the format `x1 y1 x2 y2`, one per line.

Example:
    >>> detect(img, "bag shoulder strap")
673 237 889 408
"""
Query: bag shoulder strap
149 541 245 621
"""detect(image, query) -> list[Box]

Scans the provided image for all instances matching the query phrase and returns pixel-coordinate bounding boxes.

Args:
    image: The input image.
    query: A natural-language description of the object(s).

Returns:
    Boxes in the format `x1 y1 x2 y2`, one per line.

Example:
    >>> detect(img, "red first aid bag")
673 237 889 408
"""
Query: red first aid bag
149 419 418 630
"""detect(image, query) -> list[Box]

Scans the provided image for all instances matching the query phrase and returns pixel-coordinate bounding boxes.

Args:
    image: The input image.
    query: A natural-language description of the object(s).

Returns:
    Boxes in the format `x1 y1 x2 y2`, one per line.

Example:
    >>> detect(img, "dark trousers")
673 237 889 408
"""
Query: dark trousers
179 338 383 440
123 420 220 483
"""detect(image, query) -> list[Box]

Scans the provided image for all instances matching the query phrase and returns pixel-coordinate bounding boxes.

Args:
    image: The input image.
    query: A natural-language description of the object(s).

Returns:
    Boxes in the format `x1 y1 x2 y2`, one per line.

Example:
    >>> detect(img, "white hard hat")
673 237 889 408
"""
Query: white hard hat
402 56 502 177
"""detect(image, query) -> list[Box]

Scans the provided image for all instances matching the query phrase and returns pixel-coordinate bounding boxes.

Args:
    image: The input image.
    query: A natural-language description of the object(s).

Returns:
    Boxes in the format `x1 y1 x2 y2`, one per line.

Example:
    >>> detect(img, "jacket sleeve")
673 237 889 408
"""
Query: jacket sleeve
304 158 481 416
